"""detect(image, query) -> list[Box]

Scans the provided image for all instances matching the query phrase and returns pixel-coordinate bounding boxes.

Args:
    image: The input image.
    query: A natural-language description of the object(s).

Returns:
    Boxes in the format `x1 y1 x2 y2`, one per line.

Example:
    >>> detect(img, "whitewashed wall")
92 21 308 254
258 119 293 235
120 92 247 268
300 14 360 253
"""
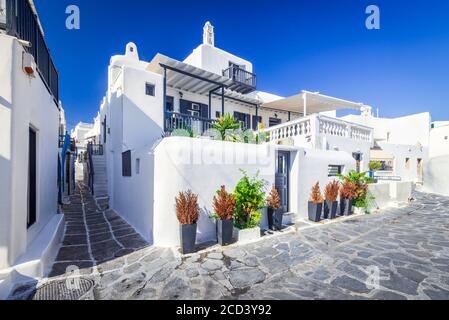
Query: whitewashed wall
153 137 276 246
423 155 449 196
292 148 356 220
342 113 431 147
429 124 449 158
0 35 59 269
184 44 253 75
375 142 427 183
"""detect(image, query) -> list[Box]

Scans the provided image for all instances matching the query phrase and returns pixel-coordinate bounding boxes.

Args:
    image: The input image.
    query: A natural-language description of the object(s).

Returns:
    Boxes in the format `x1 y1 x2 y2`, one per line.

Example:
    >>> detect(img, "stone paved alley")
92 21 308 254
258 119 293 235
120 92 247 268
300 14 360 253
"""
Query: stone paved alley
9 183 449 300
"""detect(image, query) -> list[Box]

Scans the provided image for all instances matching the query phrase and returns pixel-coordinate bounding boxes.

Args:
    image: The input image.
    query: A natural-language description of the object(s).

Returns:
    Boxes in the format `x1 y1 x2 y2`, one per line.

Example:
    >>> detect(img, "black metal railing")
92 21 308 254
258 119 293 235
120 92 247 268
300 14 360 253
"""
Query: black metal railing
4 0 59 102
88 143 104 156
86 143 95 194
222 65 256 93
165 111 216 136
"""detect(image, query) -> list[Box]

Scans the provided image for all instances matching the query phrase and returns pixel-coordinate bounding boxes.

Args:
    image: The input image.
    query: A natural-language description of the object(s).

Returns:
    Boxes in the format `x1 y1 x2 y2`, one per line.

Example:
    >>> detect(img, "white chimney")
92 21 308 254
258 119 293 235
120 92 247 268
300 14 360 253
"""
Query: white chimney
203 21 214 47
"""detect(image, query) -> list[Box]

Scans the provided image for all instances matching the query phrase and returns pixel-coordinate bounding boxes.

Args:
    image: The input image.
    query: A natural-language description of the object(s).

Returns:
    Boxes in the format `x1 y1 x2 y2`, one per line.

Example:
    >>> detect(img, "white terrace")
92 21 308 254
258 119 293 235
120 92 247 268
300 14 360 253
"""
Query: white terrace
262 91 374 150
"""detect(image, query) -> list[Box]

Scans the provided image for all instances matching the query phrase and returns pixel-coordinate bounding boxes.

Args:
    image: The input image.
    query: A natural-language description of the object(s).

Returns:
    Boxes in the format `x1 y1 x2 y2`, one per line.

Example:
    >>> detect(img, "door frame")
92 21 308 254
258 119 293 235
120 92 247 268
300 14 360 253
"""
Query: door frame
275 150 290 213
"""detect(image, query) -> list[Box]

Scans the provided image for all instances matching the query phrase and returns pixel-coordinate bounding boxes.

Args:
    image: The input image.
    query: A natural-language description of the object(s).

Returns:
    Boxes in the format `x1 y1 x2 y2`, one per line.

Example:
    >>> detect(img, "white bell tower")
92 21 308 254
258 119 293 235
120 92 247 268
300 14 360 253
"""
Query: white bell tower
203 21 215 47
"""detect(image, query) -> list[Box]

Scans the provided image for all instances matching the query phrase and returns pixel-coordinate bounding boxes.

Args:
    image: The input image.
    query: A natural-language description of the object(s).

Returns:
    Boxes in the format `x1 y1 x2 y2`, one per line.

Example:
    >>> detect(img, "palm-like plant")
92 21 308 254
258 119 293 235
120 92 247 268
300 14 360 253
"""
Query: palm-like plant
213 113 240 140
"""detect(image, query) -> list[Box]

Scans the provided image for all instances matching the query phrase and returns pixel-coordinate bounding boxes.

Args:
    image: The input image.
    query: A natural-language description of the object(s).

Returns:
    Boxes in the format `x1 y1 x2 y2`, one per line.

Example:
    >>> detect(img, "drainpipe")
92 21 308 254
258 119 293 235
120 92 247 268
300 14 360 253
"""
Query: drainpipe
163 67 167 132
221 86 225 116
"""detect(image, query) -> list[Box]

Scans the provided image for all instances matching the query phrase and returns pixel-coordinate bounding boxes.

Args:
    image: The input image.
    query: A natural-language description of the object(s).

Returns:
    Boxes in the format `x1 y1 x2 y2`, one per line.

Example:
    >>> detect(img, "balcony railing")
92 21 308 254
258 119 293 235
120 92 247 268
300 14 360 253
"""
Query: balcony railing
4 0 59 103
264 114 373 146
165 111 216 136
222 65 256 94
87 143 104 156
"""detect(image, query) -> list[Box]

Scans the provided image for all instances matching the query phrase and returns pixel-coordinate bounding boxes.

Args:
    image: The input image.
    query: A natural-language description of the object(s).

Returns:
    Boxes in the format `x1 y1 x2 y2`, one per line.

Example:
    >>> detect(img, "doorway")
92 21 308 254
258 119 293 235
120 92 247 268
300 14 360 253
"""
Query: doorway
275 151 290 213
28 127 37 228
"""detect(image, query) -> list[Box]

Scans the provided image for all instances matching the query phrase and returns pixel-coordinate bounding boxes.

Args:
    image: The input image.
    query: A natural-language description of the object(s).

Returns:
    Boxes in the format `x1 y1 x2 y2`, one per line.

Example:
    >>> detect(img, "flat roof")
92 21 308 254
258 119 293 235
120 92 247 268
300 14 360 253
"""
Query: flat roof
262 91 367 114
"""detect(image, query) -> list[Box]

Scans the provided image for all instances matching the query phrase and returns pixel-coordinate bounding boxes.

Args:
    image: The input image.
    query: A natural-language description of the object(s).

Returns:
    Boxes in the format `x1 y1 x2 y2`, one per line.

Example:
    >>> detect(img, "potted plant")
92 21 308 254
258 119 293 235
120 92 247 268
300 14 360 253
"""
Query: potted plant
212 186 235 246
339 181 356 216
369 160 382 180
266 184 282 230
308 182 324 222
233 170 266 243
212 113 240 141
324 180 339 219
175 190 200 254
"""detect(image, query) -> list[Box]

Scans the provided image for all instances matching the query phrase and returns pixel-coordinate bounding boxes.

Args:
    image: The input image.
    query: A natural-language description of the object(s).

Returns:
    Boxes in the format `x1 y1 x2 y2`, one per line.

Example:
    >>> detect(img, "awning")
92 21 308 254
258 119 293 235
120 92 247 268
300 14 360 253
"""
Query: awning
147 54 262 105
147 54 234 95
370 149 394 161
262 91 367 115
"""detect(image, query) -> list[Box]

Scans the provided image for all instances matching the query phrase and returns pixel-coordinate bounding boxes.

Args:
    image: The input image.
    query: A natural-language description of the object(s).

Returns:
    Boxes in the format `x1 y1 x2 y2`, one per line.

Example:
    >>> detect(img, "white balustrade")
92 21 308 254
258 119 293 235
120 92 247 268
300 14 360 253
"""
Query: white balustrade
264 114 372 143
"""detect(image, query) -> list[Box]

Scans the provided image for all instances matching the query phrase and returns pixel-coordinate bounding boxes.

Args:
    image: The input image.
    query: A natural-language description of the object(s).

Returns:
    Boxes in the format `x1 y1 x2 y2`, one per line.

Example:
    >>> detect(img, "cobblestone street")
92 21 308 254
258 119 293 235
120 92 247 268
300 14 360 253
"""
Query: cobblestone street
10 185 449 300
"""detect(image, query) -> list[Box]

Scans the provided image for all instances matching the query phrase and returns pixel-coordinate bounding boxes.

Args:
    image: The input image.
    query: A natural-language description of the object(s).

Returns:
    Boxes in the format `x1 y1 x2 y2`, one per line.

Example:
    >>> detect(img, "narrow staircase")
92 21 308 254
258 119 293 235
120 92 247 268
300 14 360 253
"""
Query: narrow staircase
91 155 109 198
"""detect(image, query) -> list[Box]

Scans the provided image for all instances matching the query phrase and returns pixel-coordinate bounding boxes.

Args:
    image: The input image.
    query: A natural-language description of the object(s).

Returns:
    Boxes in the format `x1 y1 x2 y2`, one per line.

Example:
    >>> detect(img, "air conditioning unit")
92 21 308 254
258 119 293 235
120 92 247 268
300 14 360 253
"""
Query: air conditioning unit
22 52 36 77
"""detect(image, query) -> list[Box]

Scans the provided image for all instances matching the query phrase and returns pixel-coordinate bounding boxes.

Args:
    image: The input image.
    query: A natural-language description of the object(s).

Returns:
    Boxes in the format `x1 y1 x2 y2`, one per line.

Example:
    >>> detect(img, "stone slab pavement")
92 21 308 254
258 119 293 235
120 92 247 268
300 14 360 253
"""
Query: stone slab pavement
9 188 449 300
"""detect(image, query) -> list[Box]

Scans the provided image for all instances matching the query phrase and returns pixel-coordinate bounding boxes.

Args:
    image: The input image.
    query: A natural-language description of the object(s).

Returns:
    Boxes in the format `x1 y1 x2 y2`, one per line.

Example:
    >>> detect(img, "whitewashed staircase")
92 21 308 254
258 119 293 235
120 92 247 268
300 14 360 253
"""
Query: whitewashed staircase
92 155 109 197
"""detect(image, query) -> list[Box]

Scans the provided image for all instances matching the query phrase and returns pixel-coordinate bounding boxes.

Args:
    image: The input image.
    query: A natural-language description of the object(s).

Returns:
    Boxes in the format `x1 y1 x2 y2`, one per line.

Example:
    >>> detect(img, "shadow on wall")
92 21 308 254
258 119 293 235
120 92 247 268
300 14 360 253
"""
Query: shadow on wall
109 94 162 244
423 155 449 197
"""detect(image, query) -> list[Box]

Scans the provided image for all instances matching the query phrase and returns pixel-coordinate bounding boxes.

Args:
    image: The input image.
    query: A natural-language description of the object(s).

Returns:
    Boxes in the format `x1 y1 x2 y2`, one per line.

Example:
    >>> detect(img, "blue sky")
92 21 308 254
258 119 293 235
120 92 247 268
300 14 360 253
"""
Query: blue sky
34 0 449 129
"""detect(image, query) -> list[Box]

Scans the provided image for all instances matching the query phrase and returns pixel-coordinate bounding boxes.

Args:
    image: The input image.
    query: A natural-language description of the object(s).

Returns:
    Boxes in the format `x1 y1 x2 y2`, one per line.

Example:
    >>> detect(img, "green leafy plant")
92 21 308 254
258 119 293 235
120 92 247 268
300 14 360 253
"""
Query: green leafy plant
369 160 382 172
233 170 267 229
213 113 240 140
338 170 375 212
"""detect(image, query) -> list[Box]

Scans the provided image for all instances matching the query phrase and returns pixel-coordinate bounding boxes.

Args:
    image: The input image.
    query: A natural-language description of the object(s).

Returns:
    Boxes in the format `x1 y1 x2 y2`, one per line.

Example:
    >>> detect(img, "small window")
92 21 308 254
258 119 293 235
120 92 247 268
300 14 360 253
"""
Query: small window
145 83 155 96
122 150 132 177
136 158 140 175
328 165 342 177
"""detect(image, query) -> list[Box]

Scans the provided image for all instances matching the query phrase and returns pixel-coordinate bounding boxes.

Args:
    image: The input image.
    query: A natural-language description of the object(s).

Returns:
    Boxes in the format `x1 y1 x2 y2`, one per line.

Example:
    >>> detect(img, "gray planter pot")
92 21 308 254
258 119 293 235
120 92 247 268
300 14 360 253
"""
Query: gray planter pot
180 223 197 254
273 210 284 230
217 219 233 246
267 208 275 230
324 201 338 219
308 202 323 222
340 199 353 216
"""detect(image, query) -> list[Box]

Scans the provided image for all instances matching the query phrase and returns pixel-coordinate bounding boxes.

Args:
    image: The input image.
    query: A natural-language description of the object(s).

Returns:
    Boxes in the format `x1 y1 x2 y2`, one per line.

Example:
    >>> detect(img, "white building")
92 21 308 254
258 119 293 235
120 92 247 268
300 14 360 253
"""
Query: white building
423 121 449 196
88 22 376 247
71 122 94 150
342 112 430 184
0 0 64 297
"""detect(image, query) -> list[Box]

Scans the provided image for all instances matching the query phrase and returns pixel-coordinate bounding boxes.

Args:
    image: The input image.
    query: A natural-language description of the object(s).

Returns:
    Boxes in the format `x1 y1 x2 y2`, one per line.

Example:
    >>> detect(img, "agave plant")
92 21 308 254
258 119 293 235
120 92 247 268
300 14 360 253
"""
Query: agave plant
213 113 240 141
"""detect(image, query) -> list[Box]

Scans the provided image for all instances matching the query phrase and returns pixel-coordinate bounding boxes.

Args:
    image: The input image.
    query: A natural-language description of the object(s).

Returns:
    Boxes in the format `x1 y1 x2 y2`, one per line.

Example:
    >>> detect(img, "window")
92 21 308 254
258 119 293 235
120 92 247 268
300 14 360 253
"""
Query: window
145 83 155 96
405 158 410 169
215 111 221 118
136 158 140 175
122 150 132 177
269 117 282 127
378 160 394 171
165 96 174 112
234 111 251 130
252 115 262 130
328 165 342 177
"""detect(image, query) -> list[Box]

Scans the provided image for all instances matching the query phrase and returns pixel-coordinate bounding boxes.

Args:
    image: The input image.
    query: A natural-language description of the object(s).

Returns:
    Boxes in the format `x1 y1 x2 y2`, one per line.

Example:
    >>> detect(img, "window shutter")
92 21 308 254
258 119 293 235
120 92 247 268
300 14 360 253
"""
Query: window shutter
122 150 132 177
